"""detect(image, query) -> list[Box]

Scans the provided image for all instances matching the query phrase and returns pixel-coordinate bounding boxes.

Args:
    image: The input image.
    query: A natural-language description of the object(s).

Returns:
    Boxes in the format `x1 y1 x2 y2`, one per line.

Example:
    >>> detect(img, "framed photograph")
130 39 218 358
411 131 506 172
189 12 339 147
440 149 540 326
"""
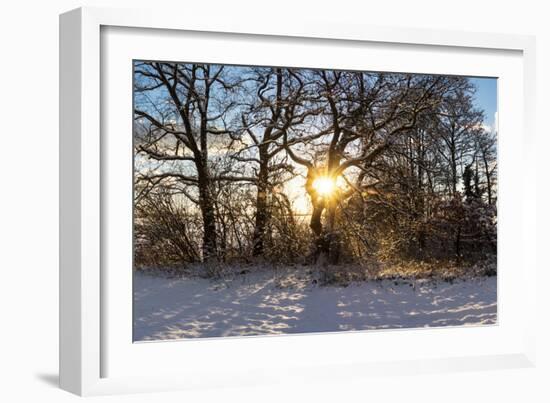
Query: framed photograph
60 6 537 396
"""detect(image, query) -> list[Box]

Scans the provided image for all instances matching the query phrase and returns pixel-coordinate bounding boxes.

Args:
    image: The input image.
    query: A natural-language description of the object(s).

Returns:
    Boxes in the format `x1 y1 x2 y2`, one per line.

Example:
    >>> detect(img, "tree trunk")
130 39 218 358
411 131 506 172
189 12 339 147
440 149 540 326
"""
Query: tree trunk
325 200 340 265
310 202 324 237
307 180 342 264
451 152 457 193
309 198 326 263
197 166 217 261
252 155 269 256
483 156 493 205
455 226 461 260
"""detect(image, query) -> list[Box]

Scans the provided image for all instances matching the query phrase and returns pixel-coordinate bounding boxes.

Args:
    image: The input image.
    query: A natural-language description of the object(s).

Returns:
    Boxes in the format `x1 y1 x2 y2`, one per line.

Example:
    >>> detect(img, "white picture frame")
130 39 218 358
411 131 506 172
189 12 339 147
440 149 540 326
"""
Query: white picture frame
59 6 537 396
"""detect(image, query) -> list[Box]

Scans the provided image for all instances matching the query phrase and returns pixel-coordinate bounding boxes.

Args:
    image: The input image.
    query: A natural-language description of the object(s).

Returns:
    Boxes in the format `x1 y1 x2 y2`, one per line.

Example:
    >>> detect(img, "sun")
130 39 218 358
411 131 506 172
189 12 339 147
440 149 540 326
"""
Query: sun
312 176 335 197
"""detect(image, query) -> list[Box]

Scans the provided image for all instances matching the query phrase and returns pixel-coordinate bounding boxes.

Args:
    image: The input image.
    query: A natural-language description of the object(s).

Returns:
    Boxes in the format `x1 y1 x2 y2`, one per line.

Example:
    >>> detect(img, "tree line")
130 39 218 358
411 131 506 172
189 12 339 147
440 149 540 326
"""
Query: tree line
133 62 497 271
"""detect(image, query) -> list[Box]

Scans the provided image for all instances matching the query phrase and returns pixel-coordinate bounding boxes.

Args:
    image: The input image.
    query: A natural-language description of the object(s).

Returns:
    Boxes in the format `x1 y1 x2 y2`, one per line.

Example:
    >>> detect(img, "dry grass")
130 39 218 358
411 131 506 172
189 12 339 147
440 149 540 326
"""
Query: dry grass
315 257 496 286
376 258 496 280
136 256 496 287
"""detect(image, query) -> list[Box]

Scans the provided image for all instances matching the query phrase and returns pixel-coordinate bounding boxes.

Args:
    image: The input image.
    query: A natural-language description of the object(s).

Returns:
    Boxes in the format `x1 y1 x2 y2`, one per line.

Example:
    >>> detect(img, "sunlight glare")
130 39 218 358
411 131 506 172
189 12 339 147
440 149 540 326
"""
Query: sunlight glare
312 176 335 197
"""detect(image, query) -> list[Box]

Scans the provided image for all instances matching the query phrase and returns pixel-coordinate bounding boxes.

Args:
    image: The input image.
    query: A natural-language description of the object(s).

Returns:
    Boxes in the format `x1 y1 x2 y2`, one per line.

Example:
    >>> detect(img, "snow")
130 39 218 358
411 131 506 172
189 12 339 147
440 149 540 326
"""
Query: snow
133 268 497 341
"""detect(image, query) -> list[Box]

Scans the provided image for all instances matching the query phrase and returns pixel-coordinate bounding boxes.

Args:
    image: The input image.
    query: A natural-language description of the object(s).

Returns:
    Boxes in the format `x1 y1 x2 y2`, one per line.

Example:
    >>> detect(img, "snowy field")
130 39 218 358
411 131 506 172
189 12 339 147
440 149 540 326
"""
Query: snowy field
133 268 497 341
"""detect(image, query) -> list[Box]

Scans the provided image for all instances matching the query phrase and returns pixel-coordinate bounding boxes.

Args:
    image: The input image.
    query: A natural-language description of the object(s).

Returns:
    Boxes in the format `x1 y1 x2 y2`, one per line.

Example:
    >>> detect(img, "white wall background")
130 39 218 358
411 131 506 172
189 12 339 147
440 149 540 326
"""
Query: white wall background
0 1 547 402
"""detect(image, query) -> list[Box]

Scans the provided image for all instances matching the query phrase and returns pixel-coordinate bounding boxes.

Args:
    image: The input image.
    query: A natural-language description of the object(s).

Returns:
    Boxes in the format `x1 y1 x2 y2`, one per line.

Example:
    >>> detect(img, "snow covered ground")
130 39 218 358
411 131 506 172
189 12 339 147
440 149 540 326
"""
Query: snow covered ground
133 268 497 341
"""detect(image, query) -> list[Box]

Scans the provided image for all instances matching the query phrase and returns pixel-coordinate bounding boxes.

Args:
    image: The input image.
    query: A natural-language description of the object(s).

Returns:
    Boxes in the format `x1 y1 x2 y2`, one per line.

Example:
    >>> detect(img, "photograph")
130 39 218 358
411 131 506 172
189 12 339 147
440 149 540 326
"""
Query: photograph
132 61 498 341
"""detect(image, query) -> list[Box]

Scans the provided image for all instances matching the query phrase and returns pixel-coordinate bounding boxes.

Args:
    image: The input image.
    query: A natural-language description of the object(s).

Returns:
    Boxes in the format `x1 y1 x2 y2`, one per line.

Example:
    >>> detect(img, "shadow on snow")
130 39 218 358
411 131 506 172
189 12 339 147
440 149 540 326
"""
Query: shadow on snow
133 269 497 341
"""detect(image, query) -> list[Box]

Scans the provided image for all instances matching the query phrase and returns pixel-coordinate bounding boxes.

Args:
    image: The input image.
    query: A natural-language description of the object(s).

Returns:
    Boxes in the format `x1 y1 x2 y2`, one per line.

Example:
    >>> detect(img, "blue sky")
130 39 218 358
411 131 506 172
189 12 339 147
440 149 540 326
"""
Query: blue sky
134 62 498 134
469 77 497 131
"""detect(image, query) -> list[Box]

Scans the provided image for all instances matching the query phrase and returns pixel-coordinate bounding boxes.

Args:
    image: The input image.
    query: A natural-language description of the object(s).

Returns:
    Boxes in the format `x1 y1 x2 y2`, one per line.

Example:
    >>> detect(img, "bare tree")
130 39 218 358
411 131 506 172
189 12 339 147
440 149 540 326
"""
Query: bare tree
134 62 251 261
475 128 497 205
283 71 455 263
132 62 497 274
432 81 484 195
236 67 313 256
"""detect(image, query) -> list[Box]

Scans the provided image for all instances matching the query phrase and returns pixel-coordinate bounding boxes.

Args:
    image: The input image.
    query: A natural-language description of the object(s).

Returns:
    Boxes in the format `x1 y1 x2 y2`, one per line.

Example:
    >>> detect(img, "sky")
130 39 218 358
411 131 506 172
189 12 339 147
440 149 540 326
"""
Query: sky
469 77 498 132
134 62 498 134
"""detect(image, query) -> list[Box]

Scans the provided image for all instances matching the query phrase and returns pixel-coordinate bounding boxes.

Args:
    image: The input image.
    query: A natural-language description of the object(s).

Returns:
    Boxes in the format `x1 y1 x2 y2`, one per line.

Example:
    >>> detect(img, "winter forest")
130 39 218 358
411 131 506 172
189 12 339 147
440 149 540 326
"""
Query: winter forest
133 62 498 341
